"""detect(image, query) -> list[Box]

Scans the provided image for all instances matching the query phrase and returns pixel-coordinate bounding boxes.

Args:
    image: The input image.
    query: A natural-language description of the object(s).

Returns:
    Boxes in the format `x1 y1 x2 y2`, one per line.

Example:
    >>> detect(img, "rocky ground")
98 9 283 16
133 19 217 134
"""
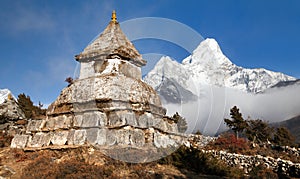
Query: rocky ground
0 146 219 179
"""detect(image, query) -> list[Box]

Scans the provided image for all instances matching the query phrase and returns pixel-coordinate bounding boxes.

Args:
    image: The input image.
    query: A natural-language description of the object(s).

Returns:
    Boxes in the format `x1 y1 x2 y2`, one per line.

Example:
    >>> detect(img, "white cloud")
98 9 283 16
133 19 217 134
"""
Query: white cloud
163 84 300 136
0 4 55 35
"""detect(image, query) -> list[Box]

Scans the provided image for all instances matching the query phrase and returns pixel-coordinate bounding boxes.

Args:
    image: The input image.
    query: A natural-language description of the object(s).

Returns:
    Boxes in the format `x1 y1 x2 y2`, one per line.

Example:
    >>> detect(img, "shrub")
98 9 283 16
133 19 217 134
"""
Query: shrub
209 133 250 154
249 164 278 179
21 153 111 179
159 146 244 177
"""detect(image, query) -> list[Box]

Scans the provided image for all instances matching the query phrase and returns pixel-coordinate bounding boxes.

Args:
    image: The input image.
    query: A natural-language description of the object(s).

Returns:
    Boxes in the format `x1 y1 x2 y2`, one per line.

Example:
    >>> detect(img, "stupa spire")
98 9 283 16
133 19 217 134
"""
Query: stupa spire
75 10 146 67
111 10 117 23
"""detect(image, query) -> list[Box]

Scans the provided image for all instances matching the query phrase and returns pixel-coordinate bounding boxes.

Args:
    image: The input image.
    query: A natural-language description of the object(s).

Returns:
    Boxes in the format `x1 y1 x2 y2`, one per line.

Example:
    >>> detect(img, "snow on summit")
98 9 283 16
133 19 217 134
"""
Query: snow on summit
145 38 296 94
144 38 299 135
0 89 13 104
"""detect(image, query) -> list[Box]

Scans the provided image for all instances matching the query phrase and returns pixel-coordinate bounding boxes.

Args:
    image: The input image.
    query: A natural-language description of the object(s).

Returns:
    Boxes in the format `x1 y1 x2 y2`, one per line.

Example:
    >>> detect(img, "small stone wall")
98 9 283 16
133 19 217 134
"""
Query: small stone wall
203 149 300 176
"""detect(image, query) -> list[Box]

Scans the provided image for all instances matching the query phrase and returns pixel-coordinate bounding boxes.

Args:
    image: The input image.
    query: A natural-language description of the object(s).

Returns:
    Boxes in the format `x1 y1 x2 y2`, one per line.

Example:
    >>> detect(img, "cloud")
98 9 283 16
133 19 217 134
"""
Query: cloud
163 84 300 136
0 2 55 35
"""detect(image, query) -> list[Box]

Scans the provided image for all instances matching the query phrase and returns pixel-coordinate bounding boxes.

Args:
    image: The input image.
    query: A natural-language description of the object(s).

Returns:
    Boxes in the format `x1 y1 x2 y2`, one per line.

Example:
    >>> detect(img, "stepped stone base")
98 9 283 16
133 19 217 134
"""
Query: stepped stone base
11 109 183 150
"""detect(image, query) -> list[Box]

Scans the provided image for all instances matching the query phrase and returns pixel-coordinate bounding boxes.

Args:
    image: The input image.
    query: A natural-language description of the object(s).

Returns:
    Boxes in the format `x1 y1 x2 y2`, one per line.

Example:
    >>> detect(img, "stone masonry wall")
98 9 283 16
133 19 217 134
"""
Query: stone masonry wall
11 109 183 150
203 149 300 176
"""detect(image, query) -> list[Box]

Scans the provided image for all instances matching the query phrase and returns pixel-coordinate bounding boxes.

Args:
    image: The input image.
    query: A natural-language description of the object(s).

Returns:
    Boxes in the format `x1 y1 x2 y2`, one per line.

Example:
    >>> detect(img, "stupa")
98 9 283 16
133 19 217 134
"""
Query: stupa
11 11 184 161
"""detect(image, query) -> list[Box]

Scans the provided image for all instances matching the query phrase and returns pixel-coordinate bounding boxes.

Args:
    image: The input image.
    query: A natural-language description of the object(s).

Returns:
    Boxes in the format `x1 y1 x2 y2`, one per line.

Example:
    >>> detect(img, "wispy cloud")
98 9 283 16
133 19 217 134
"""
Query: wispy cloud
164 84 300 136
0 2 55 35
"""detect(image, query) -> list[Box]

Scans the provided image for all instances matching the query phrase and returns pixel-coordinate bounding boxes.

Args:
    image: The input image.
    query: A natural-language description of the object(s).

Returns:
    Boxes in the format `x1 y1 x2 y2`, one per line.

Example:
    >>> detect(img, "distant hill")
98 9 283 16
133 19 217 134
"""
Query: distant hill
274 115 300 144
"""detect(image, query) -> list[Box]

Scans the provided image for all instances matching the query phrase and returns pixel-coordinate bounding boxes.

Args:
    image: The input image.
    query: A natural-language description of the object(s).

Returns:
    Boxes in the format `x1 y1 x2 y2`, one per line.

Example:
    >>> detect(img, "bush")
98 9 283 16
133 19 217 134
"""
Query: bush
21 153 111 179
159 146 244 177
209 133 250 154
249 164 278 179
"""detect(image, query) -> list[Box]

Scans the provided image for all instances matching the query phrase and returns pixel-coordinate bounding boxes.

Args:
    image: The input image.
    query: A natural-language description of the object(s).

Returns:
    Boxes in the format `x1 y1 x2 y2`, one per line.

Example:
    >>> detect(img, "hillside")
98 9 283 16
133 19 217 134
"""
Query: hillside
276 115 300 144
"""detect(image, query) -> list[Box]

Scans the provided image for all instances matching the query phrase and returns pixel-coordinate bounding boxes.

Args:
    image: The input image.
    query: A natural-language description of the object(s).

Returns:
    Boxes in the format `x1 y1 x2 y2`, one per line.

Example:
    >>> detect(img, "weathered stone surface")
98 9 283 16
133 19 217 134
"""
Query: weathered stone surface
106 130 116 145
49 76 165 115
0 98 25 120
166 122 178 133
154 132 175 148
138 113 153 128
73 130 87 145
115 128 145 147
76 19 146 67
54 115 72 129
67 129 76 145
116 129 131 145
26 120 45 133
81 116 98 128
96 128 107 145
50 131 69 145
45 117 55 130
130 129 145 147
28 132 51 148
80 111 107 127
109 111 137 127
86 128 99 145
153 119 168 132
10 134 29 148
73 115 83 127
148 117 161 127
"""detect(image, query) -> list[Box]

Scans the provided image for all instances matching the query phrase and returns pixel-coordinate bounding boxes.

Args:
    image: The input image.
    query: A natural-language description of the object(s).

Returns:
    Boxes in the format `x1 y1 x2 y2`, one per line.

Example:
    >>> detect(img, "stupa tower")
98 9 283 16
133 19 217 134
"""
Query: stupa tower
11 11 183 162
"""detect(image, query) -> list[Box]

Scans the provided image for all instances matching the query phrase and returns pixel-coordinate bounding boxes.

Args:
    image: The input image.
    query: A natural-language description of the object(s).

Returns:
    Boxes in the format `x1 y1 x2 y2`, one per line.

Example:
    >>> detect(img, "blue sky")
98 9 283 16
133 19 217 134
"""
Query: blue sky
0 0 299 105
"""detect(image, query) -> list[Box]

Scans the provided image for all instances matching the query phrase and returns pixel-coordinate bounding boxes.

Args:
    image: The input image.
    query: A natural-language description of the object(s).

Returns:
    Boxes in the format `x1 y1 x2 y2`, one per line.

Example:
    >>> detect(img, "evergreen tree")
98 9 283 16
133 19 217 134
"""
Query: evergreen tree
172 112 188 133
224 106 248 138
17 93 34 119
273 127 295 146
194 130 202 135
17 93 46 119
245 119 273 144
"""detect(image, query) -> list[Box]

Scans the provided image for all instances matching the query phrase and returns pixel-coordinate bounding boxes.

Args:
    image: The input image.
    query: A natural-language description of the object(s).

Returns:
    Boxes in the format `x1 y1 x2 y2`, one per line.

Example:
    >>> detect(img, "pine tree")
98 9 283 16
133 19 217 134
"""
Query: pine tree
224 106 248 138
245 119 273 144
172 112 188 133
17 93 34 119
273 127 295 146
17 93 46 119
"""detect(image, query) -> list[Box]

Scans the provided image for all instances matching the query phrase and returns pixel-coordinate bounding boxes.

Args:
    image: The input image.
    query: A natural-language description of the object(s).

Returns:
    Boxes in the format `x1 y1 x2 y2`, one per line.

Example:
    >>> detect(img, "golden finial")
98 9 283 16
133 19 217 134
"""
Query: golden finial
111 10 117 22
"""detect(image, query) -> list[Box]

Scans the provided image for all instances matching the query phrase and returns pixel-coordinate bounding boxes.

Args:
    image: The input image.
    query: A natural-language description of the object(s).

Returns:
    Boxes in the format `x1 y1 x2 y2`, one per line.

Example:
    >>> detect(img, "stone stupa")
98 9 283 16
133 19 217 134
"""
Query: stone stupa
11 11 184 161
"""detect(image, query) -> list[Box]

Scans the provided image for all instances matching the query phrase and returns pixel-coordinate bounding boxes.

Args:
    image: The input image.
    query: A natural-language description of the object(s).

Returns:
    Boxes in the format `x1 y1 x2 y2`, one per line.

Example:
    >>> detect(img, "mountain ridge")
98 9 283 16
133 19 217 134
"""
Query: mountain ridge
144 38 296 101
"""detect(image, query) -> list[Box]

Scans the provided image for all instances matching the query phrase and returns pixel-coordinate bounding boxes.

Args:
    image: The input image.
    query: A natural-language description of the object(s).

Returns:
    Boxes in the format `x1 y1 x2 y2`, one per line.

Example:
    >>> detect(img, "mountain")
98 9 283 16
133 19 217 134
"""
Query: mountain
0 89 13 104
144 38 298 136
271 79 300 89
144 38 296 98
273 115 300 144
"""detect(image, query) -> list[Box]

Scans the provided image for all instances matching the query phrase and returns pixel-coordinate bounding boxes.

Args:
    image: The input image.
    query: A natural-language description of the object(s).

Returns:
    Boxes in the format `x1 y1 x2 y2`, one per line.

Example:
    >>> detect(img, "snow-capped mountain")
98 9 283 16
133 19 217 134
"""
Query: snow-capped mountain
0 89 13 104
271 79 300 89
144 38 296 100
144 38 299 136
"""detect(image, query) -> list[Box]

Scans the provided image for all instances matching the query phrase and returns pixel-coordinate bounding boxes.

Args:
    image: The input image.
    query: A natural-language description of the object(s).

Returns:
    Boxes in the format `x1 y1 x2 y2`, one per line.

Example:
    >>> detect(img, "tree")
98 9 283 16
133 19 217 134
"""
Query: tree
172 112 188 133
245 119 273 144
17 93 46 119
18 93 34 119
224 106 248 138
194 130 202 135
273 127 295 147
